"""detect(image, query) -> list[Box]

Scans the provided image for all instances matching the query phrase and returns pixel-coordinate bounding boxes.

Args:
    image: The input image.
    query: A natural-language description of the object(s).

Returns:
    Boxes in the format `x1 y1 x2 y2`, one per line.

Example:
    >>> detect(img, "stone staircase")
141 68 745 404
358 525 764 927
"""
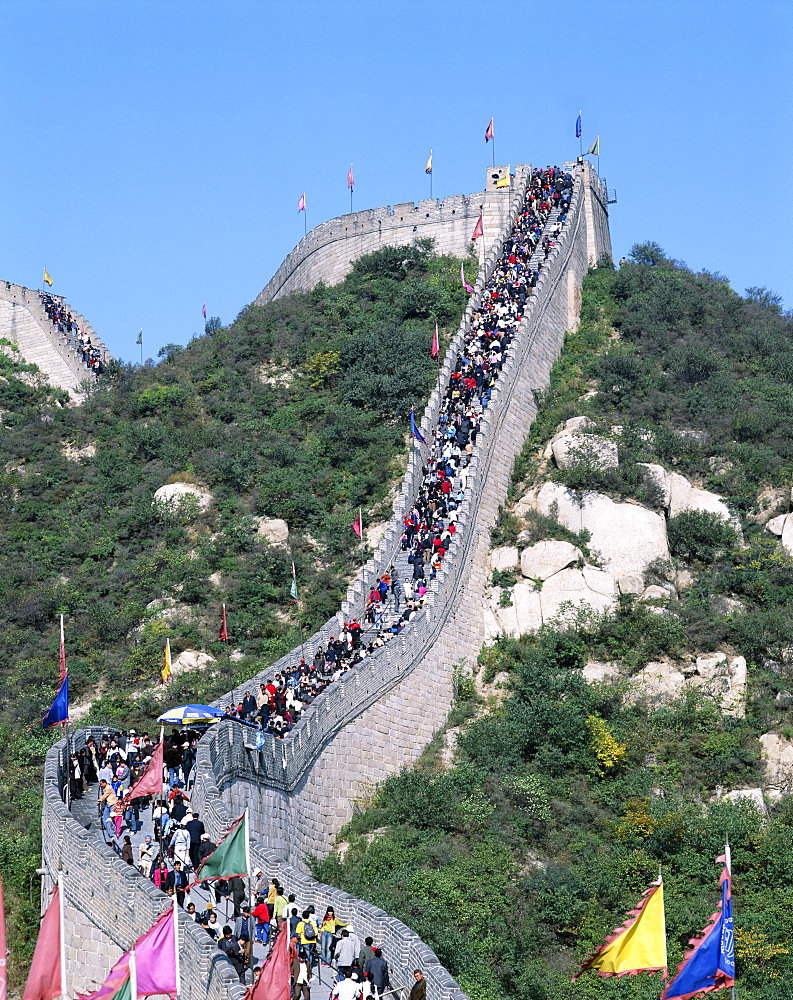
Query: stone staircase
0 281 110 395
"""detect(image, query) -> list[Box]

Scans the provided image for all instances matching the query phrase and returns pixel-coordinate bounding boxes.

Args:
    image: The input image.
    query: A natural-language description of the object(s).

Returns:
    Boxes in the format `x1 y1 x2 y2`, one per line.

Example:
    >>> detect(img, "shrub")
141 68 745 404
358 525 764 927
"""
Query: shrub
667 510 737 563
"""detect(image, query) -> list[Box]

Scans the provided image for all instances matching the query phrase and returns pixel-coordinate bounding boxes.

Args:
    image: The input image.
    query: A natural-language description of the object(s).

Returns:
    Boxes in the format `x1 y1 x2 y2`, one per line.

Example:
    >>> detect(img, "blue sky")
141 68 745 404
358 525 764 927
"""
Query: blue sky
1 0 790 361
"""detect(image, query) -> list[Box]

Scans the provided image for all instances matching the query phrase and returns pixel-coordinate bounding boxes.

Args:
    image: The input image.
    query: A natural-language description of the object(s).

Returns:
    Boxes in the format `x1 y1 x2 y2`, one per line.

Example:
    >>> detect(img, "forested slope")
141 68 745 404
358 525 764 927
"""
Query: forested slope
313 248 793 1000
0 240 475 980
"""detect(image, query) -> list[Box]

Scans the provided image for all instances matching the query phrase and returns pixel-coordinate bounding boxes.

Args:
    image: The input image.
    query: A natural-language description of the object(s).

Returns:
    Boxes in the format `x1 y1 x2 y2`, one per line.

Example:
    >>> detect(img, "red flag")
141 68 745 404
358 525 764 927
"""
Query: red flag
23 883 62 1000
245 923 290 1000
126 740 164 801
202 303 207 319
430 323 440 363
471 214 484 241
484 117 494 142
219 603 229 642
352 509 362 538
0 876 7 1000
347 164 354 192
58 615 67 686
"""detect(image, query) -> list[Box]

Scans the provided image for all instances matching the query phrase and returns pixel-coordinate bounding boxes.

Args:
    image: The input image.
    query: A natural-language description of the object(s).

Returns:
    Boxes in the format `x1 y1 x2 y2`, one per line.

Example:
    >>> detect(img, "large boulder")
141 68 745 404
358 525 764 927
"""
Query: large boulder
759 733 793 800
489 581 543 637
720 788 768 817
551 432 618 471
520 540 581 581
583 661 622 684
539 567 615 621
688 653 746 717
521 482 670 580
667 471 733 523
765 513 787 537
154 482 212 511
638 463 671 508
490 546 520 573
253 516 290 545
625 661 686 708
172 650 217 674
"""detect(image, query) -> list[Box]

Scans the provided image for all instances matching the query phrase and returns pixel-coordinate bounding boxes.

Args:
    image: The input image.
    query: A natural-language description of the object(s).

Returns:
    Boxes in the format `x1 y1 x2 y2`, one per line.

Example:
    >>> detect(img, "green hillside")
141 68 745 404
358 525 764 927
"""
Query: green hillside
312 251 793 1000
0 240 474 982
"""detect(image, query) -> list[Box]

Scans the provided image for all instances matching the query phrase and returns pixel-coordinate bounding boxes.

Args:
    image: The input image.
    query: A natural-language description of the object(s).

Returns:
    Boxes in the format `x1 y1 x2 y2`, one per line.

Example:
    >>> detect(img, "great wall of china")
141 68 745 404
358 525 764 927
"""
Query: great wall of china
38 159 612 1000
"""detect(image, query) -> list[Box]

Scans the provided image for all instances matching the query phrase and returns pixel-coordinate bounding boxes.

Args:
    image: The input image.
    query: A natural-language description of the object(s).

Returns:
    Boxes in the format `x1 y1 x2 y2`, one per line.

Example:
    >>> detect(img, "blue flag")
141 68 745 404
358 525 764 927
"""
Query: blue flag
42 675 69 728
662 855 735 1000
410 408 426 444
576 112 582 139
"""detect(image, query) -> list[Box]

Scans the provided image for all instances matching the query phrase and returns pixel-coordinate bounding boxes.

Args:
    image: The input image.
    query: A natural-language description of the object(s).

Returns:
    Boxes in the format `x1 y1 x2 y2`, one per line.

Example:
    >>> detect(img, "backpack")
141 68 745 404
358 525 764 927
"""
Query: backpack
302 920 316 940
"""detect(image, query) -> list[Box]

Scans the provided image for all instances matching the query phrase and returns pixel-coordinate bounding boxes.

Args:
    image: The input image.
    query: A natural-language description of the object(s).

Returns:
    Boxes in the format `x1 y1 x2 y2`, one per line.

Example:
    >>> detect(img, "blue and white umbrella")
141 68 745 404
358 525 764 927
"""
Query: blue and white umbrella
157 703 224 725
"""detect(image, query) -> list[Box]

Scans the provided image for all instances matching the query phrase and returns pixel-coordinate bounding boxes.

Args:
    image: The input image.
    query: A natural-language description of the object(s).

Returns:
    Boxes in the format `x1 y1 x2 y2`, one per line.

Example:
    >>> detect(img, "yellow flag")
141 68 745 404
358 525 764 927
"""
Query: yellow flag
573 880 667 980
496 171 510 188
424 149 433 174
43 267 53 287
160 637 172 685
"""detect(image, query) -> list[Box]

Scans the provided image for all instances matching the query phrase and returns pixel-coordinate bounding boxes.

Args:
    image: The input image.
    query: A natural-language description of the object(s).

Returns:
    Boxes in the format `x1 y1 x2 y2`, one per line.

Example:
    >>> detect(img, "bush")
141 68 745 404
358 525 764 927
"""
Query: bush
667 510 737 563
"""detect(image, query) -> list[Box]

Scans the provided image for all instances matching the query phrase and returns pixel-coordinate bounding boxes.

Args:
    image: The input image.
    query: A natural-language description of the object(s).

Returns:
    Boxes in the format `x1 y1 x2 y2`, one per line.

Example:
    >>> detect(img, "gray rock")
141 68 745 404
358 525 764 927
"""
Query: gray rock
638 463 671 508
253 516 290 545
540 567 615 621
766 513 787 537
641 585 670 601
551 432 618 471
625 661 686 707
617 572 645 596
520 540 582 581
688 653 747 717
154 481 212 511
490 546 520 572
759 733 793 800
721 787 768 817
583 661 621 684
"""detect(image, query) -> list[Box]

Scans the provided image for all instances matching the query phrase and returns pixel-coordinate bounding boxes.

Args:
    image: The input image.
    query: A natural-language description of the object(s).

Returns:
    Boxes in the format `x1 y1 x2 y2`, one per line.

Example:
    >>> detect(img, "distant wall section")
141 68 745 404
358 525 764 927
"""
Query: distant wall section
255 165 519 304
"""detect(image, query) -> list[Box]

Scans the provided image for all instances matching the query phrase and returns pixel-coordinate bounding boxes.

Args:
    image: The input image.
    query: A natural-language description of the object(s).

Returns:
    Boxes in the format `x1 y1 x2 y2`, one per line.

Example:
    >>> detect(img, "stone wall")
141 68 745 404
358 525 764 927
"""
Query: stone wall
0 281 109 394
42 728 244 1000
40 162 611 1000
255 164 520 304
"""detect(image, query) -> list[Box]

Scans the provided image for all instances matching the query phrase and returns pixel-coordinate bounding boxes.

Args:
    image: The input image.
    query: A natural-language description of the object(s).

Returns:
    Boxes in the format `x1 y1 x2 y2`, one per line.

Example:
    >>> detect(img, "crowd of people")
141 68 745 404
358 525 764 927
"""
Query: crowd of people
39 291 105 376
218 165 573 744
69 166 573 999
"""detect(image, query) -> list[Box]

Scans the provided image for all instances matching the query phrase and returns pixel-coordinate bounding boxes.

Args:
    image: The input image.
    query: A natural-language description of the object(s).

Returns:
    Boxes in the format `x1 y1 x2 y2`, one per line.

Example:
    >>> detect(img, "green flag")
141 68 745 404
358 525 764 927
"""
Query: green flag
586 136 600 156
136 328 143 345
196 812 249 880
290 561 298 602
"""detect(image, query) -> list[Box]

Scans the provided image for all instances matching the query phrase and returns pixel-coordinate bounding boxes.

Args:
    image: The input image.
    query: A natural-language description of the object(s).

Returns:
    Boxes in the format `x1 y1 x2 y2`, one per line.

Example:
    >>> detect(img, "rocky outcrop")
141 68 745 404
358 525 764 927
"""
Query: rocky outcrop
253 516 290 545
520 540 582 580
154 481 212 511
759 732 793 800
623 653 746 716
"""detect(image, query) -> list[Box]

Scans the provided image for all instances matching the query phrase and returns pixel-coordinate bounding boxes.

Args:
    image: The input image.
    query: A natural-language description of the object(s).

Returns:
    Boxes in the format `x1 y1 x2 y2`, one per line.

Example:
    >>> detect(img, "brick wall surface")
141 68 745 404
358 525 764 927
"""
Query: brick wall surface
40 161 611 1000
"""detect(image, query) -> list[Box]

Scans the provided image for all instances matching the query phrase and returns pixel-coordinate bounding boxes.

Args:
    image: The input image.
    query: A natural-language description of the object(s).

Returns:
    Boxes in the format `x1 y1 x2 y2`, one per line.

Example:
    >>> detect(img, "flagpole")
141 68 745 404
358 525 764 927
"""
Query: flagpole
173 897 181 1000
359 507 364 571
58 872 67 1000
129 948 137 1000
725 838 735 1000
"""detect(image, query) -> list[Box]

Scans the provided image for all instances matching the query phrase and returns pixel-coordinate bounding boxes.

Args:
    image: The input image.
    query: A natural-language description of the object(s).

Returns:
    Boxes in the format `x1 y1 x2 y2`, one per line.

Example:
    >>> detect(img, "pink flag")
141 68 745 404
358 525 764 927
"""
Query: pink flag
471 214 484 241
202 303 207 319
352 510 362 538
347 164 354 192
126 740 164 801
58 615 67 686
460 263 475 294
0 877 8 1000
245 923 290 1000
484 117 494 142
219 603 229 642
22 884 62 1000
297 192 306 212
77 907 176 1000
430 323 440 363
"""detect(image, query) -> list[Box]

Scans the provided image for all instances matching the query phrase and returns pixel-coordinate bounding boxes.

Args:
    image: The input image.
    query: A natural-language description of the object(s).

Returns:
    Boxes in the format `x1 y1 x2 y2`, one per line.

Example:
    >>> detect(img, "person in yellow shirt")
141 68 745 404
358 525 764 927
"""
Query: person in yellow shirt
319 906 347 965
296 909 319 962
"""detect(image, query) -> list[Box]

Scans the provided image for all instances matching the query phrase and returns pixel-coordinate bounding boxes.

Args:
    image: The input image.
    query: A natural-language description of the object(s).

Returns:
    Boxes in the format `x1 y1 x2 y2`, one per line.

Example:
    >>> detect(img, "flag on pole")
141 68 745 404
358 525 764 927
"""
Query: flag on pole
573 879 667 981
160 638 172 686
41 676 69 729
219 603 229 642
471 214 484 242
576 111 583 139
136 329 143 345
195 812 250 881
43 268 53 287
76 907 177 1000
297 192 306 213
484 117 494 142
347 164 354 192
424 149 433 174
460 263 475 294
661 852 735 1000
58 615 67 686
22 883 62 1000
351 509 362 538
202 303 207 319
0 877 8 1000
585 136 600 156
409 407 426 444
290 562 298 602
125 739 164 801
430 323 440 363
244 922 291 1000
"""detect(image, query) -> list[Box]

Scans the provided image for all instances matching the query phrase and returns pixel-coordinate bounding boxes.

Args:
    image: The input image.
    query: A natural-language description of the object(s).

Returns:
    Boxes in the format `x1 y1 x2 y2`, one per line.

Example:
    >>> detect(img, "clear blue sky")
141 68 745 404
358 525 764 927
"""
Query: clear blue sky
1 0 790 362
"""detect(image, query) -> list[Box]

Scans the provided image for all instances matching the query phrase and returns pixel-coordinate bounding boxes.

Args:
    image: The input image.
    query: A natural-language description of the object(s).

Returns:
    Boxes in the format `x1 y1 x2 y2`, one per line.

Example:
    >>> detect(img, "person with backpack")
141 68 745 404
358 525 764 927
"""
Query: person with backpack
296 909 318 962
